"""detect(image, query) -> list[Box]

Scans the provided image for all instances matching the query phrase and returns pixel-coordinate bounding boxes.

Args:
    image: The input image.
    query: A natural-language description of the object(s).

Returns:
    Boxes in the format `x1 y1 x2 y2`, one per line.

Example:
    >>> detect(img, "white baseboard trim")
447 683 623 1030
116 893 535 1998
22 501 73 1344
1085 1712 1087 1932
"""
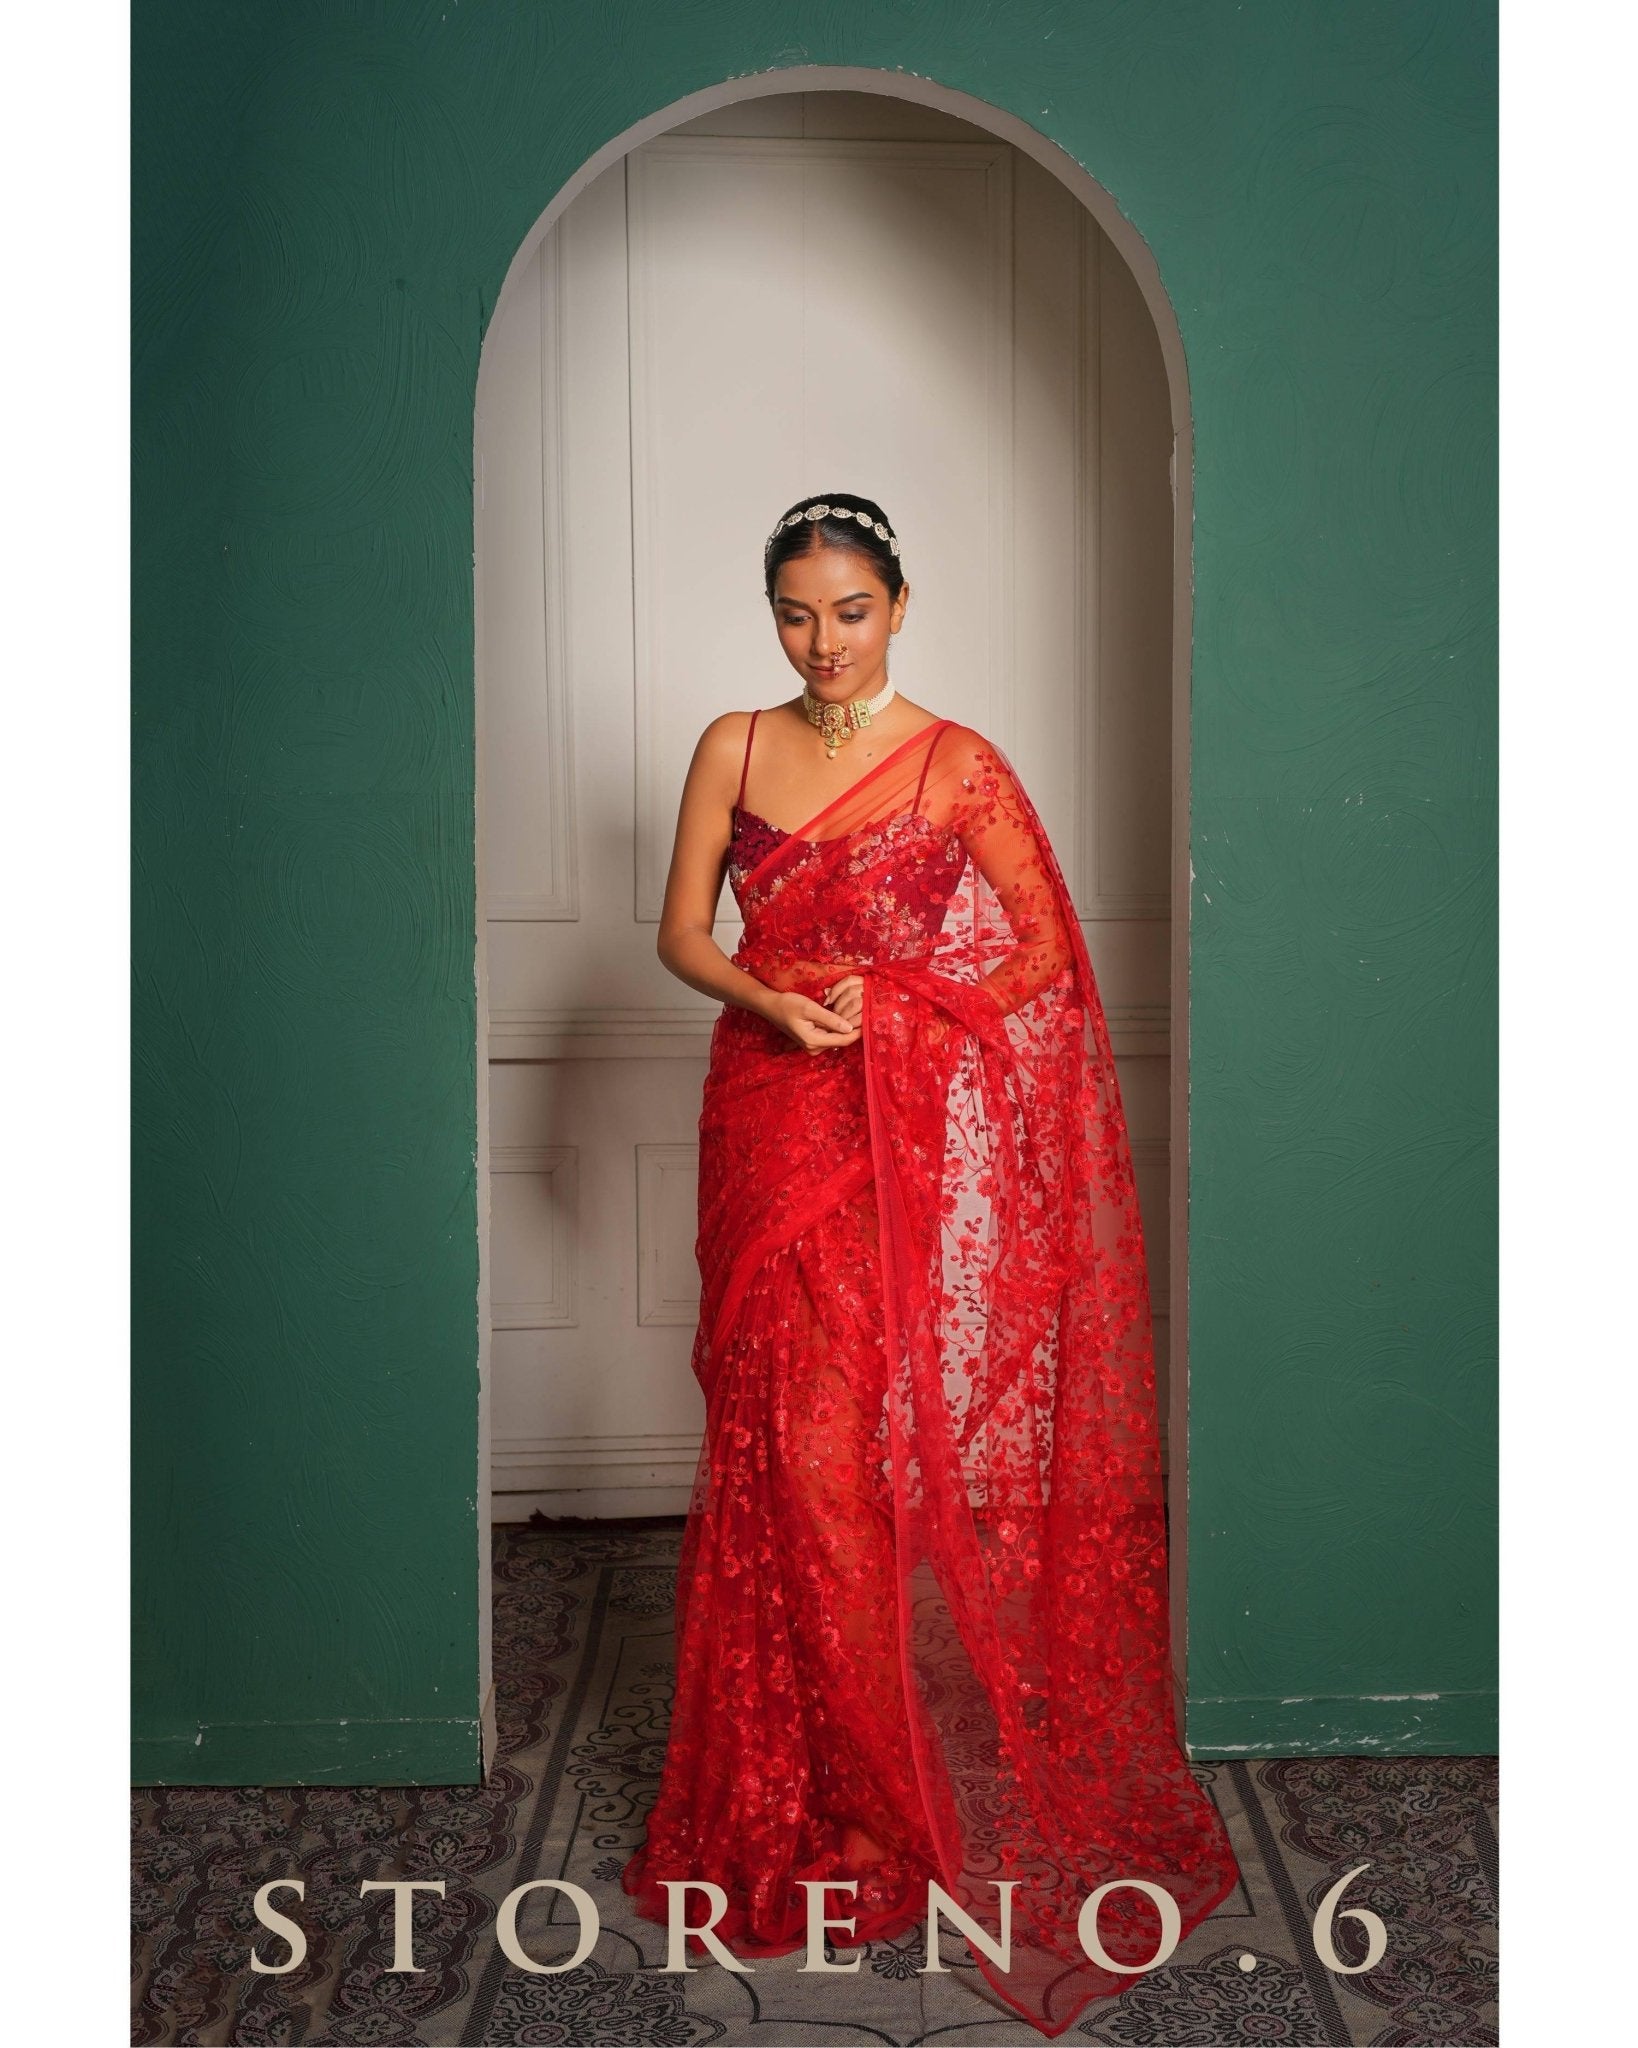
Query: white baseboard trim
493 1486 693 1522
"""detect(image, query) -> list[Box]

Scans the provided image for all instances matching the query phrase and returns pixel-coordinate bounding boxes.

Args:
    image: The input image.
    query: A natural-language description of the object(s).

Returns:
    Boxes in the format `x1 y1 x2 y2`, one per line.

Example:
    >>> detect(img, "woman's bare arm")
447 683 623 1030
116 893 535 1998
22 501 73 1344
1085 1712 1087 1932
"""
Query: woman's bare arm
656 715 860 1051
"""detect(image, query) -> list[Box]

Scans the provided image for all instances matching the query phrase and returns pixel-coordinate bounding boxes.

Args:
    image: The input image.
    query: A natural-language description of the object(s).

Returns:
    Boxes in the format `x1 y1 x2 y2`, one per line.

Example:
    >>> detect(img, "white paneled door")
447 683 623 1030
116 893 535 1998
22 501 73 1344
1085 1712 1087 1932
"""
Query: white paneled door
476 94 1174 1519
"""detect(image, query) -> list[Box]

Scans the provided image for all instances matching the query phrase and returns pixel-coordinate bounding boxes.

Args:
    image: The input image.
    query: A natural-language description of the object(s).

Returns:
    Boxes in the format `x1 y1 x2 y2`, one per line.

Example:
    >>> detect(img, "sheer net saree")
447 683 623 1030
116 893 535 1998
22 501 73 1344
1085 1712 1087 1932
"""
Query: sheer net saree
622 718 1240 2035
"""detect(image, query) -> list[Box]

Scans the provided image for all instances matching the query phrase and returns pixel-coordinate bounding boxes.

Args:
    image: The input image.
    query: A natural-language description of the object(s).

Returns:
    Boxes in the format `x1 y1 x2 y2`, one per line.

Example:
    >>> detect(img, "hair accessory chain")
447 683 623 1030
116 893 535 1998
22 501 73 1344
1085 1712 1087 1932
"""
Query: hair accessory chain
767 502 900 558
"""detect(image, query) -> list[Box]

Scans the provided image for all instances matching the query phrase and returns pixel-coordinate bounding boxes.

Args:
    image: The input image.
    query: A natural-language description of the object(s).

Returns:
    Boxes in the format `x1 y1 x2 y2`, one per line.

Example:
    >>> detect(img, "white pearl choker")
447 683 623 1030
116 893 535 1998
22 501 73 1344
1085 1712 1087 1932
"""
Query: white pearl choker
802 674 896 756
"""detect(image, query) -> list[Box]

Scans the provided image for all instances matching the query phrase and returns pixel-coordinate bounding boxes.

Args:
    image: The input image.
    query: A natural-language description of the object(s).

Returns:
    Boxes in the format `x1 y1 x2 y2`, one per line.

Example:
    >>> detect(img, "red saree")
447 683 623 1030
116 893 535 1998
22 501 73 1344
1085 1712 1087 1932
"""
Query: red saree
622 715 1240 2035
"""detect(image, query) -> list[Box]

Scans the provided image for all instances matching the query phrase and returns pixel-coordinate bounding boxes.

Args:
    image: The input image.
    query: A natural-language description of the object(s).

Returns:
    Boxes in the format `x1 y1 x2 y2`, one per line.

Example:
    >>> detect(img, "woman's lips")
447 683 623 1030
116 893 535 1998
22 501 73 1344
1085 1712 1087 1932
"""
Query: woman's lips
812 663 847 675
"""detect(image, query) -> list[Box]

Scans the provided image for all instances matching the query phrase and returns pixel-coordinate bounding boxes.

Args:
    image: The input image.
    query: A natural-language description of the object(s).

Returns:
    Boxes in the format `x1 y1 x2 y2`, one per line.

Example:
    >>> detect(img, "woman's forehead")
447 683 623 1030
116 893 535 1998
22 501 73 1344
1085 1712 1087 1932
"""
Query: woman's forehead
773 553 891 603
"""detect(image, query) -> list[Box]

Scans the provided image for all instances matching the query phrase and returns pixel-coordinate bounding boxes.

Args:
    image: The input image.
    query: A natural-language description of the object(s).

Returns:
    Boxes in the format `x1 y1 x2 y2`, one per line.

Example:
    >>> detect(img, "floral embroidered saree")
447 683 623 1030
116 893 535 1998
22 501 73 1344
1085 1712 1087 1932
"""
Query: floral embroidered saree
622 716 1240 2035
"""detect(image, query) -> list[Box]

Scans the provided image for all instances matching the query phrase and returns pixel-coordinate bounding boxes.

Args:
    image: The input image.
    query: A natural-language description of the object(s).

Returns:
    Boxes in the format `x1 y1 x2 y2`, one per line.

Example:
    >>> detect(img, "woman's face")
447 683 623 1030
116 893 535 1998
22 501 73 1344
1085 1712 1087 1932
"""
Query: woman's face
771 546 908 699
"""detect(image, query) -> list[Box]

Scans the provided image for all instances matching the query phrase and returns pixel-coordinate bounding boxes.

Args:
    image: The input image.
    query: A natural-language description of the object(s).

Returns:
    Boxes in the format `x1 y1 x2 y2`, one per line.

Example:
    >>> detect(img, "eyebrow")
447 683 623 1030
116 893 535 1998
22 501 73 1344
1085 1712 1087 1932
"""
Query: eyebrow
777 592 875 606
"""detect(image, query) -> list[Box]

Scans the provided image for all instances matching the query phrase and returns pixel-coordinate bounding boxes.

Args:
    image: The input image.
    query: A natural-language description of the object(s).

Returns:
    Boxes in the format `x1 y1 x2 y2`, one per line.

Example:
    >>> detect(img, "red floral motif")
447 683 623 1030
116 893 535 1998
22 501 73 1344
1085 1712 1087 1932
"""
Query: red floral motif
625 720 1240 2037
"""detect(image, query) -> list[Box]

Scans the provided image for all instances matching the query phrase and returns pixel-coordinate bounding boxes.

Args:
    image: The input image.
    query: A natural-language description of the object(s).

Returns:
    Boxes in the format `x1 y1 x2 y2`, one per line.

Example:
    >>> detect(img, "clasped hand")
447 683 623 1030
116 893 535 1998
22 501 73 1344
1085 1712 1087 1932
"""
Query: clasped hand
768 972 865 1055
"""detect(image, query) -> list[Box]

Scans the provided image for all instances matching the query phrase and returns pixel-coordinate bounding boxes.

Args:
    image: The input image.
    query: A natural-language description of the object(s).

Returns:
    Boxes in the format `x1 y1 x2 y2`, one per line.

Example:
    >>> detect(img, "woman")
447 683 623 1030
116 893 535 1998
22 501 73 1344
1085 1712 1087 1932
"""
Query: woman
622 493 1240 2036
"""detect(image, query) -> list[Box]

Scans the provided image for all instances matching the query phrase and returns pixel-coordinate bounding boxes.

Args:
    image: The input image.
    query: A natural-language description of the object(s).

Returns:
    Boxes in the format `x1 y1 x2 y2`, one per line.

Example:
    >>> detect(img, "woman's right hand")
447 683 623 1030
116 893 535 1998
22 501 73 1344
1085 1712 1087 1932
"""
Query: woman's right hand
764 988 862 1055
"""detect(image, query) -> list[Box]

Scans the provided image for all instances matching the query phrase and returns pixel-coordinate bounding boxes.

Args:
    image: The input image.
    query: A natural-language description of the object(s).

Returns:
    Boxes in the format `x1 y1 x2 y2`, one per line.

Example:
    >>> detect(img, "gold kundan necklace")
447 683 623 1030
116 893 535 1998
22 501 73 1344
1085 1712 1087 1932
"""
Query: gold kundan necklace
801 674 897 758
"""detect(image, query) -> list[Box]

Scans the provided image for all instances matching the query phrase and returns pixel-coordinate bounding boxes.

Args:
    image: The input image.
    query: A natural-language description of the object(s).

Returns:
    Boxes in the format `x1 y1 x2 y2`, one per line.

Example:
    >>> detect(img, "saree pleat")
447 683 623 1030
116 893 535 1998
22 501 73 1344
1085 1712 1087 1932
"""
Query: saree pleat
623 718 1241 2033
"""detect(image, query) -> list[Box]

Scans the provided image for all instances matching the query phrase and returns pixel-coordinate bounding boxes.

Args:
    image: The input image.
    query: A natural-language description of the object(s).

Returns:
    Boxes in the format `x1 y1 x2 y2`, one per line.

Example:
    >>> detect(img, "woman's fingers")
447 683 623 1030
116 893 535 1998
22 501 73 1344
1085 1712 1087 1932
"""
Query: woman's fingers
822 973 866 1028
768 989 862 1052
797 994 861 1053
780 976 870 1051
804 1030 860 1053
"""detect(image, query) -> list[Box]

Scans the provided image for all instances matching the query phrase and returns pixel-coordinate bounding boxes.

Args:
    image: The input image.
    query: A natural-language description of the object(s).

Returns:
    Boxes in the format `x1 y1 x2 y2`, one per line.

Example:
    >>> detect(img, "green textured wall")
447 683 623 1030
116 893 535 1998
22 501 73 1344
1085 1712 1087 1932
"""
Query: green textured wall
132 0 1497 1782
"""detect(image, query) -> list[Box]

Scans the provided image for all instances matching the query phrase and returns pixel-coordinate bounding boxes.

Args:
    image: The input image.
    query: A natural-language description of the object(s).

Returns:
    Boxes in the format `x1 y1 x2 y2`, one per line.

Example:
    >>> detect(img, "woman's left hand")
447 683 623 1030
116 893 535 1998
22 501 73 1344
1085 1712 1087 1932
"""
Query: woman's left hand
823 973 866 1031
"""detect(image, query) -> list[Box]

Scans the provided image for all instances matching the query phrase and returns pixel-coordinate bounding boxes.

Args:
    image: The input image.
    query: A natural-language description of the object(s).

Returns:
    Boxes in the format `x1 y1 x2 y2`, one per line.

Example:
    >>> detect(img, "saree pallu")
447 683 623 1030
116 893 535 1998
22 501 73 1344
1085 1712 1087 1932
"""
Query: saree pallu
623 718 1240 2036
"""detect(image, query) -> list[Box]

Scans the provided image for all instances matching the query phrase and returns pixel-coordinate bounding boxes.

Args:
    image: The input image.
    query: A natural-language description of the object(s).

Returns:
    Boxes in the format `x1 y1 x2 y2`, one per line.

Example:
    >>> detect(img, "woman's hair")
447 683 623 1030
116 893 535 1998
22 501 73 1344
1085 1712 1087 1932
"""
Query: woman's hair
762 492 906 607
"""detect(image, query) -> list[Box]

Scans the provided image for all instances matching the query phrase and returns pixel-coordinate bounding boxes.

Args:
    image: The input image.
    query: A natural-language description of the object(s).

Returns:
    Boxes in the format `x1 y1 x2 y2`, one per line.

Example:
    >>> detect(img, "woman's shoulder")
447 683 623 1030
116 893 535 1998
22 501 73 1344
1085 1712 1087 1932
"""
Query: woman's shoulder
693 706 761 769
931 716 984 746
929 718 1008 775
694 704 804 808
697 701 797 744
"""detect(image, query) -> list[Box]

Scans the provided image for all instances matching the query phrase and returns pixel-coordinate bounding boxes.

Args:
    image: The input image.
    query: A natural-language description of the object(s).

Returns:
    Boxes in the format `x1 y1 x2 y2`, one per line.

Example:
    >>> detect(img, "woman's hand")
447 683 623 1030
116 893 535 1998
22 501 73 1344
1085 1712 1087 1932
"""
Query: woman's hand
766 984 862 1054
823 973 865 1032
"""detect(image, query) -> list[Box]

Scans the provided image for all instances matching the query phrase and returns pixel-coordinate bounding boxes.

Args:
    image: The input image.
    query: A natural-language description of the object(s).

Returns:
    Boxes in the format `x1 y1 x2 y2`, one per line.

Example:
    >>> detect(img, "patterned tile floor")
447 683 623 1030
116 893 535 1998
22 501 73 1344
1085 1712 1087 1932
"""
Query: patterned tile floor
132 1521 1498 2045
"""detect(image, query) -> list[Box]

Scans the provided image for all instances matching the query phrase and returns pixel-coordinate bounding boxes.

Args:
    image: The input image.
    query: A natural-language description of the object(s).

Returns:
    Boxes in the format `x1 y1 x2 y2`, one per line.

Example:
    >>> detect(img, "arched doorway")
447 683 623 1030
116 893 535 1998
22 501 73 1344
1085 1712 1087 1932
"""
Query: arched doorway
471 69 1194 1775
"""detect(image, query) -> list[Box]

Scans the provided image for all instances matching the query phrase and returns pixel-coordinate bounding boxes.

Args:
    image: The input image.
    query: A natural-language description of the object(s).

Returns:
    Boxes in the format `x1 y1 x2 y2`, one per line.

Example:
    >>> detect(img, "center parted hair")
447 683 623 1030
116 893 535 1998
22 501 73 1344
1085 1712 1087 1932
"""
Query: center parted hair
762 493 906 607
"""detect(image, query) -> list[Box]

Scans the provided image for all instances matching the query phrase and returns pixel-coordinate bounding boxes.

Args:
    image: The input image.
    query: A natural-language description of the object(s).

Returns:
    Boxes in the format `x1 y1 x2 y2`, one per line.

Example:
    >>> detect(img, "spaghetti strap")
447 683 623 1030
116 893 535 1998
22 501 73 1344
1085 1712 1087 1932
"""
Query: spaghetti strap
912 718 949 812
736 708 761 811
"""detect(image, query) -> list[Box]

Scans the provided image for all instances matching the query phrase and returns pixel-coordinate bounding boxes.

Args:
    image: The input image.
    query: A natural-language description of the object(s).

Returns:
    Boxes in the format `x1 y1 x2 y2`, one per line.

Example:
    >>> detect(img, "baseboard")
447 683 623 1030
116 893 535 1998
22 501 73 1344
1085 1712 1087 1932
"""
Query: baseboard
1183 1688 1498 1758
493 1486 693 1521
131 1715 486 1787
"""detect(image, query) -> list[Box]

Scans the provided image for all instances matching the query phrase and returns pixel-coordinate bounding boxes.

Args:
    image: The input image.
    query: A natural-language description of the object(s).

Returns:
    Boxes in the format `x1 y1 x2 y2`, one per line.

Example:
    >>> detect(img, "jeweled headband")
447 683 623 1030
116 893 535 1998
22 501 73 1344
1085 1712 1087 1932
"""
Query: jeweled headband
765 501 901 559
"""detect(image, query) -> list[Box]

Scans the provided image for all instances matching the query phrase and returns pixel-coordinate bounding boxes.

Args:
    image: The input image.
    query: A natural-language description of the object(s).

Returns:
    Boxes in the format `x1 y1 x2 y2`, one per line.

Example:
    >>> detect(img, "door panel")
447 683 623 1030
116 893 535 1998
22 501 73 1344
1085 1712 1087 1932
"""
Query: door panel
476 93 1174 1518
